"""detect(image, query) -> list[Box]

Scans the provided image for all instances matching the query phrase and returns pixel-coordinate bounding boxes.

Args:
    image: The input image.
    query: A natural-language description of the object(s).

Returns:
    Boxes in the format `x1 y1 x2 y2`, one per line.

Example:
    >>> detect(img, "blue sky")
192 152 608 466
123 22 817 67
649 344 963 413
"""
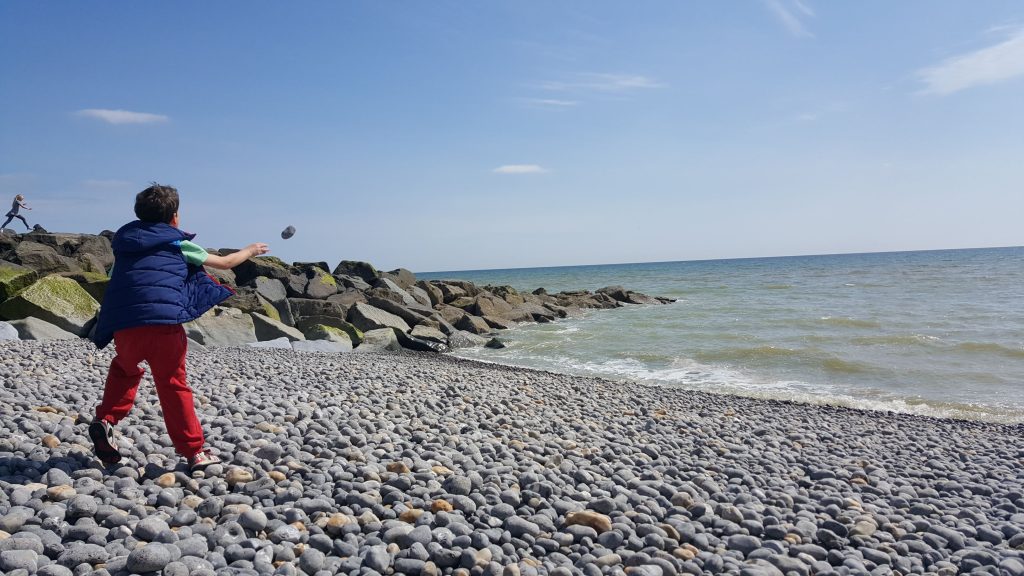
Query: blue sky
1 2 1022 272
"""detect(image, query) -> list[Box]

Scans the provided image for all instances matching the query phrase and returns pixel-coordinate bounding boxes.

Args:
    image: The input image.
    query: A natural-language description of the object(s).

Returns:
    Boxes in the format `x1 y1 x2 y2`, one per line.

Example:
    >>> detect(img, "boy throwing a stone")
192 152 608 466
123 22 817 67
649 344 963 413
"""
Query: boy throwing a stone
89 183 269 472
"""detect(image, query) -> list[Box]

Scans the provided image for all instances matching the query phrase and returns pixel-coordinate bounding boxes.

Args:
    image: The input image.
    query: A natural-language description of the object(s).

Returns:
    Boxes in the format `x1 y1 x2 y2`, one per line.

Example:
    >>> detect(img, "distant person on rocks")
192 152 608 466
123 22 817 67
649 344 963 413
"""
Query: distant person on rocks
88 183 269 473
1 194 32 231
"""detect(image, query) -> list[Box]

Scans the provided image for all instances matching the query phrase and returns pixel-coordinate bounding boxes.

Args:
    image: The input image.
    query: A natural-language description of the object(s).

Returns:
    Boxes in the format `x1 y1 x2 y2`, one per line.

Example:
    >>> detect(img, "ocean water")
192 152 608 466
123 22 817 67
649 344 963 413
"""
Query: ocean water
419 247 1024 424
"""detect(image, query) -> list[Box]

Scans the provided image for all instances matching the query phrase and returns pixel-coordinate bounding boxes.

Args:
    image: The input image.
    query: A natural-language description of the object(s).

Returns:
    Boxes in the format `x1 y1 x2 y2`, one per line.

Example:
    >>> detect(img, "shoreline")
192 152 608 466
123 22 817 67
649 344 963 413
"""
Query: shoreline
2 339 1023 575
446 349 1024 427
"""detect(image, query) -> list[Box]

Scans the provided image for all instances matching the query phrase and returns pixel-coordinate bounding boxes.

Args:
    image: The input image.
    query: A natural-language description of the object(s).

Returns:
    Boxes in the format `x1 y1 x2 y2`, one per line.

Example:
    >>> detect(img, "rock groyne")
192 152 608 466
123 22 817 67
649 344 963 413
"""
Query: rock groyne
0 231 674 351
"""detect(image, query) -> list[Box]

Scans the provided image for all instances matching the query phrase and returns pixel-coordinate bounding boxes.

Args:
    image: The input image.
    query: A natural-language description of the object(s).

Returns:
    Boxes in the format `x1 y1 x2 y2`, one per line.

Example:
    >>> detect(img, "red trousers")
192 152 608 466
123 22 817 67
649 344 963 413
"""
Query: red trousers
95 324 204 458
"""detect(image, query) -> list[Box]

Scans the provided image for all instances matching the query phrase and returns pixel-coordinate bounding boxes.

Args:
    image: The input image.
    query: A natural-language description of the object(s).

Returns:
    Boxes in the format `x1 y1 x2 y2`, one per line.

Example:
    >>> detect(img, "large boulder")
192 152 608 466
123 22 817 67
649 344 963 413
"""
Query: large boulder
293 261 330 274
394 330 448 353
382 268 416 290
366 296 433 327
253 277 287 303
356 328 401 352
488 285 526 306
223 288 283 324
415 281 444 307
408 285 432 307
184 307 257 347
300 322 363 346
285 272 309 298
251 277 291 324
0 261 38 300
333 260 378 283
513 302 559 323
596 286 644 304
334 274 372 292
250 313 305 342
435 282 468 304
289 297 346 319
410 324 447 344
60 271 109 303
302 267 338 299
14 241 83 275
8 317 78 341
75 234 115 270
0 274 99 336
205 266 237 289
327 289 366 309
436 304 468 326
347 303 411 334
233 256 291 284
371 278 419 307
455 314 491 335
0 321 18 340
20 232 87 255
472 294 519 320
447 330 488 349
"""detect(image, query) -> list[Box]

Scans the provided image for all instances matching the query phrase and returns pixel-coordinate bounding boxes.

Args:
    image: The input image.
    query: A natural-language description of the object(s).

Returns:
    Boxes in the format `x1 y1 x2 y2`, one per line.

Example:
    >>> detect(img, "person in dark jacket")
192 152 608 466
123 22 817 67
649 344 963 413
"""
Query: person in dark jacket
89 183 269 472
1 194 32 231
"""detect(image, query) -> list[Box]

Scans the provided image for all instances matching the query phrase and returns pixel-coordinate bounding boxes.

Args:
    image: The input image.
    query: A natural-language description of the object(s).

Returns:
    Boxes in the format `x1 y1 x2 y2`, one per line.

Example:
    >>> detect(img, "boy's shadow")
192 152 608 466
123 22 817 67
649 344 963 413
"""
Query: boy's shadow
0 453 97 484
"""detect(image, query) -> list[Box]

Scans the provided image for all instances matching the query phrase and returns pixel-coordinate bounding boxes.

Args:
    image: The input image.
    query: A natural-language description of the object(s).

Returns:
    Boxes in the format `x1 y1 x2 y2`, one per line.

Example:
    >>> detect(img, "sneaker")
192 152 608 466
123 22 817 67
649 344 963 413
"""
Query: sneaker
188 449 221 472
88 419 122 465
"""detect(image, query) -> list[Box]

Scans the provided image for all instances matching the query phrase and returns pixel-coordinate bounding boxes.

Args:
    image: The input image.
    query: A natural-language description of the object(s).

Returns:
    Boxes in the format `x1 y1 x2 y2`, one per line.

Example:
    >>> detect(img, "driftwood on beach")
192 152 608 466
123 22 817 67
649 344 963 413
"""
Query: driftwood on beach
0 231 674 351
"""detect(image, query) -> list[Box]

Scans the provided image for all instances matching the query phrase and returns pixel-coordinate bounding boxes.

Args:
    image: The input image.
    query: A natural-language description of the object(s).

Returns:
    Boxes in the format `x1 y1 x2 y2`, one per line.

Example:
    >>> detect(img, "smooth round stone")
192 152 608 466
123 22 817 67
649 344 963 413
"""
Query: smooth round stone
37 564 74 576
134 517 170 541
162 561 190 576
506 517 541 539
240 509 268 532
0 549 38 572
55 543 108 567
363 544 391 571
65 496 98 519
270 525 302 544
127 543 173 573
298 548 326 573
444 476 472 496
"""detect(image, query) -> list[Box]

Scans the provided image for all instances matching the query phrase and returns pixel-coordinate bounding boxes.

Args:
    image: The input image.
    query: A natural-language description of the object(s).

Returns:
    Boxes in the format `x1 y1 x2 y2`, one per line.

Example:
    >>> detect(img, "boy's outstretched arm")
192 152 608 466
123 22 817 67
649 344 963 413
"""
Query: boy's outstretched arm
204 243 269 270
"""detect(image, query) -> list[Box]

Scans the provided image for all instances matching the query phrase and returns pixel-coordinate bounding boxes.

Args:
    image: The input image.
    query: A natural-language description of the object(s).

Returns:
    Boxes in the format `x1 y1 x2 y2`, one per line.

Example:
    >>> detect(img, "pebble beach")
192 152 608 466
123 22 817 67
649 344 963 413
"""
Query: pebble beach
1 340 1023 576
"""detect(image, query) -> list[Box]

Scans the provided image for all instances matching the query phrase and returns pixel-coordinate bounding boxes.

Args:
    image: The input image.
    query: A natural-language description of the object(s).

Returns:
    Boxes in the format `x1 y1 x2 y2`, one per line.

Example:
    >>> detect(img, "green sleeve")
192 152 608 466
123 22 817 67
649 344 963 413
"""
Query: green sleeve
178 240 209 266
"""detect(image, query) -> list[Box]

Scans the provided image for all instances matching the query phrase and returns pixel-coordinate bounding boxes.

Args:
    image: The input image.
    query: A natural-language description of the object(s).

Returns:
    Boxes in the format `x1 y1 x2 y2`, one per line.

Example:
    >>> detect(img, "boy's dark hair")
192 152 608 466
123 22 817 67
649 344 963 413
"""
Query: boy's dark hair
135 183 179 223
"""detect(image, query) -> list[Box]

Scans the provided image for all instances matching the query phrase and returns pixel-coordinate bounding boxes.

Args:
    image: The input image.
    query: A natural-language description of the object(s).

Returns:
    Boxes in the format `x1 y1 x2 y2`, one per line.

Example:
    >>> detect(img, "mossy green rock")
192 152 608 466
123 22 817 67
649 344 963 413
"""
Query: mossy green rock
0 274 99 336
61 271 109 303
304 267 338 299
304 323 353 345
301 320 364 345
0 261 38 301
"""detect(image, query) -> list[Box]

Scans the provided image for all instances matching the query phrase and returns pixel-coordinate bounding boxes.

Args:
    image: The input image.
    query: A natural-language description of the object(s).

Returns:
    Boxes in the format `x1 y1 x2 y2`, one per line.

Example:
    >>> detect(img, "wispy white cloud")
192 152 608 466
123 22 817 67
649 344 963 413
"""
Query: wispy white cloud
76 109 170 125
917 27 1024 95
764 0 815 38
520 98 579 108
493 164 548 175
540 73 663 93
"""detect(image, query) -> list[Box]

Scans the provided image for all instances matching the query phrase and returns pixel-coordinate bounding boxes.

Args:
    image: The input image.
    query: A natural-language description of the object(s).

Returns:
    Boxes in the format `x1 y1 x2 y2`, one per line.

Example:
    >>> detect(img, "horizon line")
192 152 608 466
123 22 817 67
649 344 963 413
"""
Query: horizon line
416 244 1023 276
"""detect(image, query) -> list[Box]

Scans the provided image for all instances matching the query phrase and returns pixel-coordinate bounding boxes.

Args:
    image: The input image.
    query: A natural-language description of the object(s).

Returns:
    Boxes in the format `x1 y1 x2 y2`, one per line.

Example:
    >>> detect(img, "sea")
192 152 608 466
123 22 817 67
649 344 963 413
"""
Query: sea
419 247 1024 424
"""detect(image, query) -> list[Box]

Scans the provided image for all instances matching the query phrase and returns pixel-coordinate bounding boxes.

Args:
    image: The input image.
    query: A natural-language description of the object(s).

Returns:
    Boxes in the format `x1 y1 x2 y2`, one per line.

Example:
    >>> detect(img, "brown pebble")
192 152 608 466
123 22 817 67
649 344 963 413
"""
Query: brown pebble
565 511 612 533
400 509 424 523
431 499 453 512
41 435 60 449
387 462 410 474
156 473 177 488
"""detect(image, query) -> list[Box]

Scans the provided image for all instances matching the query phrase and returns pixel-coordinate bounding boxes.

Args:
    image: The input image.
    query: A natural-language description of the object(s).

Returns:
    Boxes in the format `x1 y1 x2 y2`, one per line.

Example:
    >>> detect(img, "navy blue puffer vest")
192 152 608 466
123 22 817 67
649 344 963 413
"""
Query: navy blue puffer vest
91 221 233 349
